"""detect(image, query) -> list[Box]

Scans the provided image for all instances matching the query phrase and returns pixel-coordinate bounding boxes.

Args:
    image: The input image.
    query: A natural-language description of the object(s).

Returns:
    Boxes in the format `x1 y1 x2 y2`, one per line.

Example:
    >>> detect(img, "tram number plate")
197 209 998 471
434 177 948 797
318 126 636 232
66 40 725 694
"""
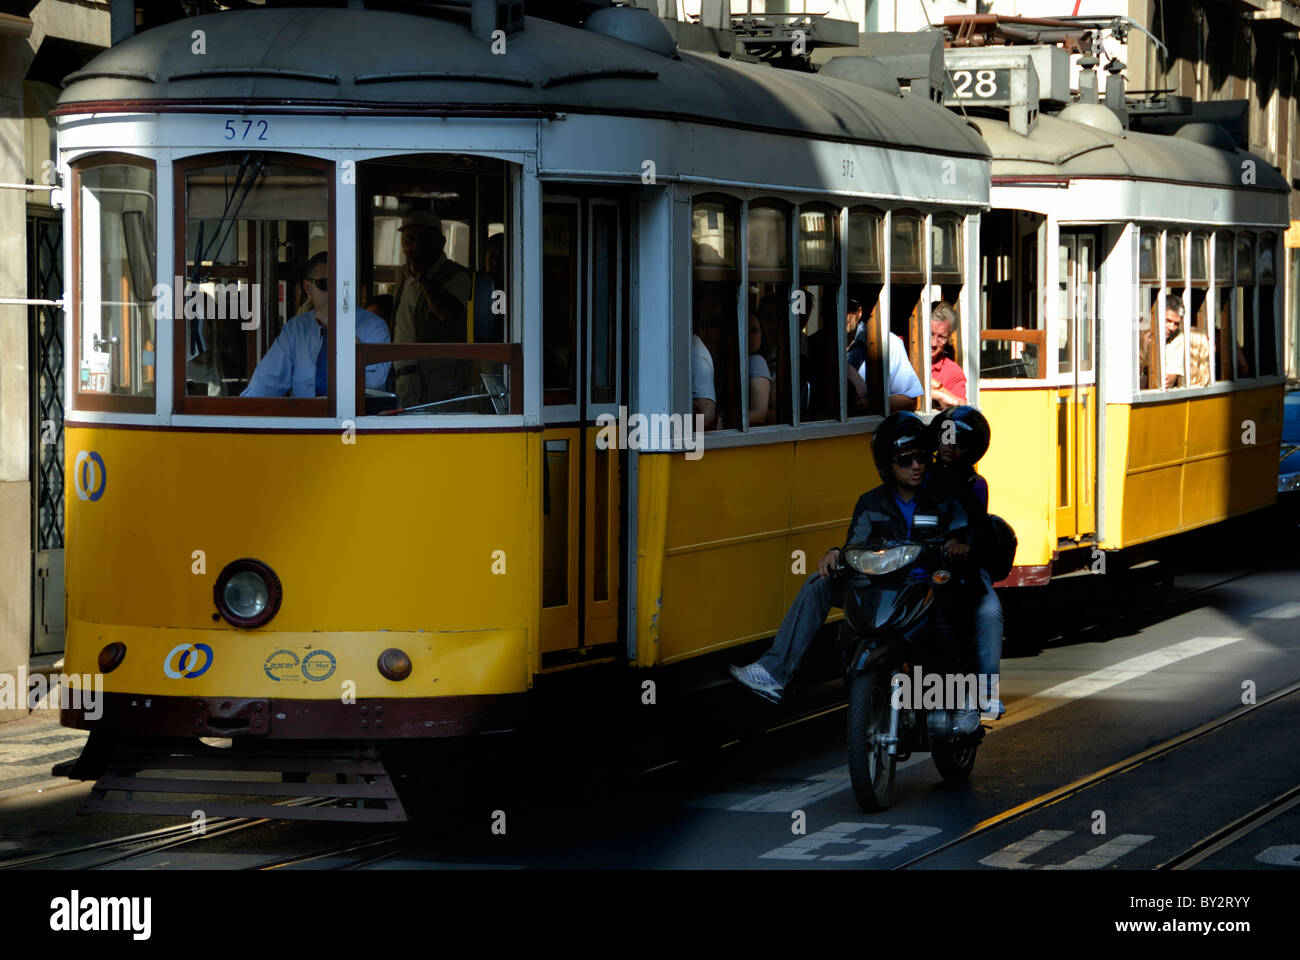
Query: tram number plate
223 119 270 142
943 69 1011 104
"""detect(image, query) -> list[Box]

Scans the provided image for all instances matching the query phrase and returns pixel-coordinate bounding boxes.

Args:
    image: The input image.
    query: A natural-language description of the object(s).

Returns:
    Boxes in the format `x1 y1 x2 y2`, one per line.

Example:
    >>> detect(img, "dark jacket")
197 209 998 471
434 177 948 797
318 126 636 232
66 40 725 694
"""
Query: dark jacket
843 482 969 548
927 467 998 571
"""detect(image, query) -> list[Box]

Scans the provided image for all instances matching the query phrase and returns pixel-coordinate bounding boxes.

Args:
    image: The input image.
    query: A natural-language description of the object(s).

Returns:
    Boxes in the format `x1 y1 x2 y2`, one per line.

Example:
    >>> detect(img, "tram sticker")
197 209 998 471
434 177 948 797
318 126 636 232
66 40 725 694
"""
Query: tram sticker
263 649 300 681
73 451 107 502
163 643 213 680
301 650 337 682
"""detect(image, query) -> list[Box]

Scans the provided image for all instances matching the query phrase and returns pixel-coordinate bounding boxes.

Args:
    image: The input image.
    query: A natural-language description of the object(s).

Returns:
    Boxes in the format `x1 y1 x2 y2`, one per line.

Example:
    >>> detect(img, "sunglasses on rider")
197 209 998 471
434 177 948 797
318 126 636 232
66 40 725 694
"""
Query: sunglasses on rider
307 276 329 292
892 451 930 468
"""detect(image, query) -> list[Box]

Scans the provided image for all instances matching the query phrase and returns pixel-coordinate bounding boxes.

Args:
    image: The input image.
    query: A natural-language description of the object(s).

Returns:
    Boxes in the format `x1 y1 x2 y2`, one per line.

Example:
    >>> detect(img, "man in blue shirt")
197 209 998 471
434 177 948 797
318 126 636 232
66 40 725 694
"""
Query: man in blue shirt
242 251 390 398
730 412 973 727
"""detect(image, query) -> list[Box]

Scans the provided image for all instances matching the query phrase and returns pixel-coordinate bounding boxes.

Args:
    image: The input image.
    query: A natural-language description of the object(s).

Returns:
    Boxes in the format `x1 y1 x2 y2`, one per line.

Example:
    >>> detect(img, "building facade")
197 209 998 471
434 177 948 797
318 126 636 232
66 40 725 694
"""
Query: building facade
1 0 109 720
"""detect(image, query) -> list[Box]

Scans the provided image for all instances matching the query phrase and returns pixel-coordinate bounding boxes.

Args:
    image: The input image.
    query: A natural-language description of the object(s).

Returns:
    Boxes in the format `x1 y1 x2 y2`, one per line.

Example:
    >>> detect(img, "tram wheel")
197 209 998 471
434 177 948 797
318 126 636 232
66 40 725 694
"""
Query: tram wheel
847 670 896 812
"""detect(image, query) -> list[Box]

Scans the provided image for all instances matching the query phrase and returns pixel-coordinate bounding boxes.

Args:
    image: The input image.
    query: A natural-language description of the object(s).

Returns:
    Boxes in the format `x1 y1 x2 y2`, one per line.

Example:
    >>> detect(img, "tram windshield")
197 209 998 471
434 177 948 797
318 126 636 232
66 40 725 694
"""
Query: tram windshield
177 153 332 410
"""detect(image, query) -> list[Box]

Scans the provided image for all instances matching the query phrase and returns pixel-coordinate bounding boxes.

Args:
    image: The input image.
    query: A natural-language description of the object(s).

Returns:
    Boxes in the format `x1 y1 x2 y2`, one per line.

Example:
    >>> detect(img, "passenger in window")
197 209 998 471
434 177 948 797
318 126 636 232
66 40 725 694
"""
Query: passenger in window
1162 297 1210 388
391 211 473 408
747 312 774 426
847 332 923 412
691 292 722 430
473 233 506 344
242 251 390 398
365 294 394 327
928 302 968 410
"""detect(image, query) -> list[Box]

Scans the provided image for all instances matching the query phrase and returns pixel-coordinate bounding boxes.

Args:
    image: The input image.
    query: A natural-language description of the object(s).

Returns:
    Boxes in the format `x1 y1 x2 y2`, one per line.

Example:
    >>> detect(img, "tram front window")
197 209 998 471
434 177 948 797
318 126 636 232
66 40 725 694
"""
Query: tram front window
72 157 157 413
177 154 333 411
360 154 517 415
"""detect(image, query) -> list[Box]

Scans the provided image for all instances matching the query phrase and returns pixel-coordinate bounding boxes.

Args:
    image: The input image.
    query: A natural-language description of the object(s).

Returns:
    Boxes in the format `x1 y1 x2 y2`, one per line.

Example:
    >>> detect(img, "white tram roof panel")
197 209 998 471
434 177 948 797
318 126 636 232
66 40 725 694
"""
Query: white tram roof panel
57 6 990 162
972 110 1289 194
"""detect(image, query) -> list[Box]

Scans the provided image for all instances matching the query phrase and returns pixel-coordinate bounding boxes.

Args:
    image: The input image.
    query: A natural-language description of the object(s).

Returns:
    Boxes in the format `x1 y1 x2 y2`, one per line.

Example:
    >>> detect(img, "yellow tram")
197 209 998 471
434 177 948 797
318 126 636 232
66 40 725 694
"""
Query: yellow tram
55 4 989 815
944 43 1290 584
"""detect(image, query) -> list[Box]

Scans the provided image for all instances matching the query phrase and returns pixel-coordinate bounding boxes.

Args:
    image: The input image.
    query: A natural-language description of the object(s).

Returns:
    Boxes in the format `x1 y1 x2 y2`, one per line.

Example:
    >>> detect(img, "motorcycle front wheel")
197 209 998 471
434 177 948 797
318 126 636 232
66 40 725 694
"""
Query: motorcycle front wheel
847 669 896 811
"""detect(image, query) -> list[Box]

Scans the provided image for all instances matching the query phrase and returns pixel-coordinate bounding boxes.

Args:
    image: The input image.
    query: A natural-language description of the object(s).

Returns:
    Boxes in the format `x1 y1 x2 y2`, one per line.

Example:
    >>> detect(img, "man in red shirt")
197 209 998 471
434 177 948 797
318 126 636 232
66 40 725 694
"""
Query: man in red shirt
929 301 967 410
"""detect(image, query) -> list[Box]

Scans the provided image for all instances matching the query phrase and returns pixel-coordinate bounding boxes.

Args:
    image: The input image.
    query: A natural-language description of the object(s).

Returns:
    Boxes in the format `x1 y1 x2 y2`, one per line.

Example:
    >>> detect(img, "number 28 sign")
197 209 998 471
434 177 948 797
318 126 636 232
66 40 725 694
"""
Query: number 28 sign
943 68 1012 105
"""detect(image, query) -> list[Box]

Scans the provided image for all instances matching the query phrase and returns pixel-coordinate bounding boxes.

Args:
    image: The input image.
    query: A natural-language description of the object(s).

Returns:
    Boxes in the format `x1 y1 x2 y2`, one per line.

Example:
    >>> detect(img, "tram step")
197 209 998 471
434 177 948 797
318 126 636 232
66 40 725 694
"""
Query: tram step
77 747 409 823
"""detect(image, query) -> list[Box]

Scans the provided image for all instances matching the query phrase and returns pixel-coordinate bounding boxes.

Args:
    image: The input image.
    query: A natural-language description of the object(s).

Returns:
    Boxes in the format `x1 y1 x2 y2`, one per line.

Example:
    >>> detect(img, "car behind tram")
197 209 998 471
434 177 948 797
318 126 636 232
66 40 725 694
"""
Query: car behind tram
54 3 991 818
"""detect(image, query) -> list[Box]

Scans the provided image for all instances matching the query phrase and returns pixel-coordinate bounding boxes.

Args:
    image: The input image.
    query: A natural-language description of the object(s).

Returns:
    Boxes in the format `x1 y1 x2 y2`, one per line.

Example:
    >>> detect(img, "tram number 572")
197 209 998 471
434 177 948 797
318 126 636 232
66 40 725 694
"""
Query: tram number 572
223 119 270 141
944 69 1009 102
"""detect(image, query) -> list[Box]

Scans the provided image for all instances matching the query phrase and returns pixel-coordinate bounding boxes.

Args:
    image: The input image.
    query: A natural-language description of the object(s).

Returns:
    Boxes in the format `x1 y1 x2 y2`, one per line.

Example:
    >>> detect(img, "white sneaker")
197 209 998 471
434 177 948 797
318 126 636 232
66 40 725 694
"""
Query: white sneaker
729 662 783 704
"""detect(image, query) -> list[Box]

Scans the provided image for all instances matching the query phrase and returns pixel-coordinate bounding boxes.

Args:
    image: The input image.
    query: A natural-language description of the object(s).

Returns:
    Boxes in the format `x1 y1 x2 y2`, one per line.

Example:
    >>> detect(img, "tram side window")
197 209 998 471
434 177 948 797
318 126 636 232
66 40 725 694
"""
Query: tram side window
178 154 334 410
930 214 965 410
978 209 1043 380
1213 232 1237 382
846 207 885 418
360 154 515 415
73 158 157 412
888 211 925 411
1188 234 1212 388
798 205 840 423
1137 228 1160 391
1236 233 1257 379
692 199 741 431
1258 233 1279 377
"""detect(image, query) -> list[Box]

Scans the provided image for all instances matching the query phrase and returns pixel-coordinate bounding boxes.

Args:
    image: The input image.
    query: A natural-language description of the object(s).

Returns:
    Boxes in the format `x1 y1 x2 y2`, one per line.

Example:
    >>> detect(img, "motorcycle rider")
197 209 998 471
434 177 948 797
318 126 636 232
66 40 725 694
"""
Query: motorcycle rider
928 406 1004 719
730 411 979 733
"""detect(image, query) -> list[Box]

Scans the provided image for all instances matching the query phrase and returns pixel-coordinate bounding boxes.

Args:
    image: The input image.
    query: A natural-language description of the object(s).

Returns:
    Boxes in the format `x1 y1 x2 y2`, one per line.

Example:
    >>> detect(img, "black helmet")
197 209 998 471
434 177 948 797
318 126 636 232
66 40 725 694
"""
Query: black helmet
871 411 933 481
931 405 991 467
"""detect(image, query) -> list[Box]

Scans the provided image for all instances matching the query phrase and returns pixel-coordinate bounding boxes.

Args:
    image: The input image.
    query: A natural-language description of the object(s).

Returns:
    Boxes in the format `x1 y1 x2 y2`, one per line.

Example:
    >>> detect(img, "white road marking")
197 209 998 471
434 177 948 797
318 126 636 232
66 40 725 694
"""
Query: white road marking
759 822 941 861
979 829 1154 869
1256 845 1300 866
998 636 1243 730
1253 602 1300 619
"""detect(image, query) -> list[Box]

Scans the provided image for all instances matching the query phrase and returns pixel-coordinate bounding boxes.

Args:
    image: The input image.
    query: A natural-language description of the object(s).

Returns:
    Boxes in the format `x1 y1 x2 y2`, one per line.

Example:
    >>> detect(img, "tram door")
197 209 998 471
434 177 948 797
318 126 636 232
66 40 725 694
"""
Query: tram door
1056 231 1099 541
539 193 627 657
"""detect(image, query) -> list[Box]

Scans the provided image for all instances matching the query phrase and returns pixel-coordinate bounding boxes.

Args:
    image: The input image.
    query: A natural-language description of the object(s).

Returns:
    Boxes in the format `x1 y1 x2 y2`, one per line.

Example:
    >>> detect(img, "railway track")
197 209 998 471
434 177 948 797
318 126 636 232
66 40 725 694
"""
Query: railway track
892 678 1300 869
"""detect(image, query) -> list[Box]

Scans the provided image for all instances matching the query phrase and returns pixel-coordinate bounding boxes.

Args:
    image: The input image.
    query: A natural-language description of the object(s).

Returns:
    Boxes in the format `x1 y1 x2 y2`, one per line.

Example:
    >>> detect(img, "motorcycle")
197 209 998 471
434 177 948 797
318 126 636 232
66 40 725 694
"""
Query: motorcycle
836 513 987 812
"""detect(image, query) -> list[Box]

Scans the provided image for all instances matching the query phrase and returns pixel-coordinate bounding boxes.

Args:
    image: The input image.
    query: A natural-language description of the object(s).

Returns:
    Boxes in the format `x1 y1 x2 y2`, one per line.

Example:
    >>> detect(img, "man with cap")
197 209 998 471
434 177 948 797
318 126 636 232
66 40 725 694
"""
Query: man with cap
391 209 473 408
242 250 390 398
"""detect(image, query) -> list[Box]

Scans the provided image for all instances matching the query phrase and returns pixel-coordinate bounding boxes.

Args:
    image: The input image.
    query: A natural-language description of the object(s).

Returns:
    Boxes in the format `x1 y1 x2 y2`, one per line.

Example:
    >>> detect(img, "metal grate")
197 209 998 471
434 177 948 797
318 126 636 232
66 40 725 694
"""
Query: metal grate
28 215 64 551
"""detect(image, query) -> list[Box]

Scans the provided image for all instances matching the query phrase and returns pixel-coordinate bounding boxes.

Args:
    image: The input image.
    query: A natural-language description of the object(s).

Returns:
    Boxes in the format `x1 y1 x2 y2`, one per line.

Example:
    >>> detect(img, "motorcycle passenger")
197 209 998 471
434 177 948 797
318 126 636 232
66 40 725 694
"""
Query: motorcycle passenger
928 406 1004 719
730 411 977 731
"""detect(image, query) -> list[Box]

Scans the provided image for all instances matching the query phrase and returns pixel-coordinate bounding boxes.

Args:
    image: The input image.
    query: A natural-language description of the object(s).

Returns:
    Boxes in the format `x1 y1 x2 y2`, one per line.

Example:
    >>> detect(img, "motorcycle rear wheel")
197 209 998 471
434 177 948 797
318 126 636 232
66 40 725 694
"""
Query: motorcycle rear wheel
847 670 896 811
931 738 978 782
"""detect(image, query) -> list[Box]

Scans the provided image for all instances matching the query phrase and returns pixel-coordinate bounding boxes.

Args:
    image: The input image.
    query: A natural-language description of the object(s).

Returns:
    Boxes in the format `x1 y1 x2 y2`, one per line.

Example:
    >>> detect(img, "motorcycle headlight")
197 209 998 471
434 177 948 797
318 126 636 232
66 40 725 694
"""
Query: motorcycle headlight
843 544 923 576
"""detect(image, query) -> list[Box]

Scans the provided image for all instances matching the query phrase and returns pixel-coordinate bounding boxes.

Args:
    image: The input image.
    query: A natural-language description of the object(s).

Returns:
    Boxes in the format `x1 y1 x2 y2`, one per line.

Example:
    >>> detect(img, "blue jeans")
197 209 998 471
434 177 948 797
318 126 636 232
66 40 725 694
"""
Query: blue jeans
975 567 1003 701
757 573 845 690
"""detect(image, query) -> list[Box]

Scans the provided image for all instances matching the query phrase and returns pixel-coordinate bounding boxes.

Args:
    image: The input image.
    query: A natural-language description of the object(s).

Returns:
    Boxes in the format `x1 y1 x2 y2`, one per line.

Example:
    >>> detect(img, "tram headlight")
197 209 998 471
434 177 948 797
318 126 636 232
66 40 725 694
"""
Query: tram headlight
843 544 923 576
213 559 282 629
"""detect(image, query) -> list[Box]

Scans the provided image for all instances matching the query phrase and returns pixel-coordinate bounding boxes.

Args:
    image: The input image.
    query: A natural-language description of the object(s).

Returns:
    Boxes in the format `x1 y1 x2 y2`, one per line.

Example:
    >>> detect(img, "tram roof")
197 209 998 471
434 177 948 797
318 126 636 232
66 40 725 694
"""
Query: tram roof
972 111 1289 194
56 6 990 162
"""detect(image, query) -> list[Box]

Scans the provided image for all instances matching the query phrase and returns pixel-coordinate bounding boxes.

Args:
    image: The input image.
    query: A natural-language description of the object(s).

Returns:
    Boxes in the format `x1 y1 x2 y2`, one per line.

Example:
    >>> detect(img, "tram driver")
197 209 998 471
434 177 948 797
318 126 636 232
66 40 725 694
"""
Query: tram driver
391 210 473 409
241 251 391 398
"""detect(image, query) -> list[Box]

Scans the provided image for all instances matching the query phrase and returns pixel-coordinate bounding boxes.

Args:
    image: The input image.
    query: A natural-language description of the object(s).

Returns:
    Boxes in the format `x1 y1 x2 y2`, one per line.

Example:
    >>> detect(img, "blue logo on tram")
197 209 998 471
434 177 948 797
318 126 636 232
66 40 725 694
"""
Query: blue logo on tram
301 650 337 682
263 649 300 681
73 451 107 502
163 643 214 679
